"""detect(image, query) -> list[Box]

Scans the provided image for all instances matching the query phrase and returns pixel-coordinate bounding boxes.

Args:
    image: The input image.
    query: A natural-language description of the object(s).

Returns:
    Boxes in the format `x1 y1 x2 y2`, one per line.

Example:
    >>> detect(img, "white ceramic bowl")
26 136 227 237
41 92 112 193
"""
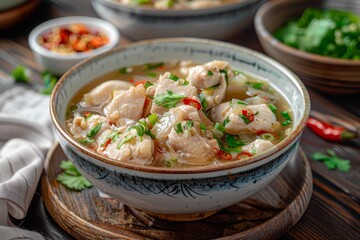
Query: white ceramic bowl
28 16 120 76
50 38 310 220
91 0 265 40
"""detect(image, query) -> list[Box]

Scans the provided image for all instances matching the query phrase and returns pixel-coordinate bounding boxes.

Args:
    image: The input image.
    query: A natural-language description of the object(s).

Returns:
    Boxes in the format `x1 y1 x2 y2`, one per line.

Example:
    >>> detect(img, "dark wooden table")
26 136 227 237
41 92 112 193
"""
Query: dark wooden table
1 0 359 239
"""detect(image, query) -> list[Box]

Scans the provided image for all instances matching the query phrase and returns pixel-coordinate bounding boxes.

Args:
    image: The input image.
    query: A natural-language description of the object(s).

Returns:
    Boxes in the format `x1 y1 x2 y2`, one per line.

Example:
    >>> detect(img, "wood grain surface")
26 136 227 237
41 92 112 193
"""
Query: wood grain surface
1 0 359 239
41 144 312 240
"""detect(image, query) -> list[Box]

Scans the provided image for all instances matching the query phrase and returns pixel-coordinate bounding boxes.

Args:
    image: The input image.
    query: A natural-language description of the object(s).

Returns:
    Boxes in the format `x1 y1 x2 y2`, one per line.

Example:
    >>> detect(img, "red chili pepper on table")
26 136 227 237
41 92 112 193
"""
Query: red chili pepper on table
307 117 357 142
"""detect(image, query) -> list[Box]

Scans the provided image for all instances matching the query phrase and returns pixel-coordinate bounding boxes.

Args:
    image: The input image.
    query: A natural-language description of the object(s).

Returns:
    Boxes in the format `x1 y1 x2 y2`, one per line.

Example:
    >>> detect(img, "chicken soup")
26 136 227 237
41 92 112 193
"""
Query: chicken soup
115 0 239 10
66 60 292 168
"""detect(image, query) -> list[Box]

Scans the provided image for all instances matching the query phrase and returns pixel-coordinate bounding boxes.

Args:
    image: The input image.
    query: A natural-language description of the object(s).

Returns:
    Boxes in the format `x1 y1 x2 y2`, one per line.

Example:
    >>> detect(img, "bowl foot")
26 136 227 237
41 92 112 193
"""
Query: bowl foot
142 209 220 222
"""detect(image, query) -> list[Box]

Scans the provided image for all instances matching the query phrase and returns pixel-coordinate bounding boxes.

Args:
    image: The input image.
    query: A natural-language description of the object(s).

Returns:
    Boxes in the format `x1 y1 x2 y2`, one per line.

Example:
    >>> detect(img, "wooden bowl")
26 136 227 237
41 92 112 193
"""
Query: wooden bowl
254 0 360 94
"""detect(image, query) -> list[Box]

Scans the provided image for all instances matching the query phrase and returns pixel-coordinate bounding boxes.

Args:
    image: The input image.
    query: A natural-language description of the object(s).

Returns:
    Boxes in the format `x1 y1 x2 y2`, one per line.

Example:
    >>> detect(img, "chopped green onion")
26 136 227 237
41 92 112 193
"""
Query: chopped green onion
281 111 292 126
246 81 264 89
200 123 207 133
182 79 189 86
86 122 102 139
268 103 277 113
207 70 213 76
186 120 194 130
145 62 164 70
214 122 226 133
260 133 276 141
254 111 259 116
78 138 95 145
144 81 154 89
233 70 243 76
237 100 248 105
164 158 177 168
174 123 183 134
117 134 135 149
223 117 230 126
168 73 179 81
148 113 158 125
119 67 132 74
239 114 251 124
146 72 158 78
84 113 93 121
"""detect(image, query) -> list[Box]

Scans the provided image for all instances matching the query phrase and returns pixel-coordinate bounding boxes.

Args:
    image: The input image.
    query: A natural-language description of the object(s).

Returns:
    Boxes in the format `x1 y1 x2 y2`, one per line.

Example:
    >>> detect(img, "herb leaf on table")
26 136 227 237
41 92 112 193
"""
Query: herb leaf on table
57 160 92 191
311 149 351 172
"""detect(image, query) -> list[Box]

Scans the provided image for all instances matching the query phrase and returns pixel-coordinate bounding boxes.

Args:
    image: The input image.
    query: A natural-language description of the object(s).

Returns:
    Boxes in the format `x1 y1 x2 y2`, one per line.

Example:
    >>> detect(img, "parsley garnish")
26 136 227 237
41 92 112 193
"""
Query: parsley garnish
153 90 185 108
220 69 229 85
57 160 92 191
198 93 208 112
11 65 30 83
174 123 183 134
311 149 351 172
207 70 213 76
41 71 59 95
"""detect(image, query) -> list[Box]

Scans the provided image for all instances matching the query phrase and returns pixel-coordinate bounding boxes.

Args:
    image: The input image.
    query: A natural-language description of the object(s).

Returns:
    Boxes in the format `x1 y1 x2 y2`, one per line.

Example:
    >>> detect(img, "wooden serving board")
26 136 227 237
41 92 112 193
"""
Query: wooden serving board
42 143 313 240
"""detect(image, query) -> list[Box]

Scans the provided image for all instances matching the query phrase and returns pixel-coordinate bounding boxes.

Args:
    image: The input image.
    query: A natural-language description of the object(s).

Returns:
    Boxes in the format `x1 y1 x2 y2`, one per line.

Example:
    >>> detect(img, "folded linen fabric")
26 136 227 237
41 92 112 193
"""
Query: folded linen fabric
0 83 54 240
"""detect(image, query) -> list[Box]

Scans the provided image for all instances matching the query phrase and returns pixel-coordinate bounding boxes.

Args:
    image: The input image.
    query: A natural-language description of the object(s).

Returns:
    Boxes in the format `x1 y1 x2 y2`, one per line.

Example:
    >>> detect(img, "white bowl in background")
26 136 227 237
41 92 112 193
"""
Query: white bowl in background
28 16 120 76
91 0 265 40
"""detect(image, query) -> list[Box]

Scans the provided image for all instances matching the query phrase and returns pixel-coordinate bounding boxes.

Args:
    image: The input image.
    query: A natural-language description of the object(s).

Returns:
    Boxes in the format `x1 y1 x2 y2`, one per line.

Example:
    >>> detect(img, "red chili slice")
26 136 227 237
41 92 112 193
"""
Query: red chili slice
59 28 72 44
134 80 147 87
236 151 253 160
242 109 255 123
182 98 201 110
217 150 232 160
99 138 112 152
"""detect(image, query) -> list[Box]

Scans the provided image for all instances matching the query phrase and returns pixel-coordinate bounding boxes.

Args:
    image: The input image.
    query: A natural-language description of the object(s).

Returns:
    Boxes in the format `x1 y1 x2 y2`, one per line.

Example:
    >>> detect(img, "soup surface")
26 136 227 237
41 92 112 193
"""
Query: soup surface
114 0 239 10
67 60 292 168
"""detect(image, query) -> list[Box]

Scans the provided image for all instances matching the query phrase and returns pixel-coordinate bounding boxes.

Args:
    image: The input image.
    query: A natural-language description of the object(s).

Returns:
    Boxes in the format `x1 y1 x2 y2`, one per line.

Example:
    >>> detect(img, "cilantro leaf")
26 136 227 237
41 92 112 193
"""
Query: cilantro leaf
311 149 351 172
11 65 31 83
57 160 92 191
153 90 185 109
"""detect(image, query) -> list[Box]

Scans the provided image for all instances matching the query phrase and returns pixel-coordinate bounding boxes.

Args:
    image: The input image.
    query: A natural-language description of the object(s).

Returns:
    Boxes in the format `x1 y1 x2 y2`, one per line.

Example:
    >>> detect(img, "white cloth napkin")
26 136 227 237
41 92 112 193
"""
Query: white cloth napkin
0 81 53 240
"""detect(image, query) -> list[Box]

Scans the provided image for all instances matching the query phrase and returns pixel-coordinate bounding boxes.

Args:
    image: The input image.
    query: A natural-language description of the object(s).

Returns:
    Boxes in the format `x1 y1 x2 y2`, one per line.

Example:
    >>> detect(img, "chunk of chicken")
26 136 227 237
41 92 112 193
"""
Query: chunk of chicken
211 100 278 134
187 60 233 110
242 139 275 156
152 105 218 166
167 123 218 166
83 80 132 106
67 114 110 140
105 84 146 126
103 129 154 166
152 105 201 148
150 72 200 116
